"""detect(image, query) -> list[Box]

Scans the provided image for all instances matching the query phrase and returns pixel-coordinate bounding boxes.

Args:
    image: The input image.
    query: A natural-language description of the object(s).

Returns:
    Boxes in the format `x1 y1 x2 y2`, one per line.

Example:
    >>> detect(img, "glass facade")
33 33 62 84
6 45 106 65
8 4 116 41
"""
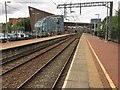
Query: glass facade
35 15 64 37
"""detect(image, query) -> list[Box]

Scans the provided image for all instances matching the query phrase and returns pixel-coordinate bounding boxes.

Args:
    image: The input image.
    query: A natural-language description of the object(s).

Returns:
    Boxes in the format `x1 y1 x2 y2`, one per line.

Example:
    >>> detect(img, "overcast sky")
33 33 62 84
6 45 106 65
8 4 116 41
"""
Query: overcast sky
0 0 119 23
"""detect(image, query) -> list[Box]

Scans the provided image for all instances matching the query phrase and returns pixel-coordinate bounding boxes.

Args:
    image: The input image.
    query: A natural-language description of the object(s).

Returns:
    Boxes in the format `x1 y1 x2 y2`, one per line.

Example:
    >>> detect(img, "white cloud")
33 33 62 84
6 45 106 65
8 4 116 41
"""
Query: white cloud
0 0 119 23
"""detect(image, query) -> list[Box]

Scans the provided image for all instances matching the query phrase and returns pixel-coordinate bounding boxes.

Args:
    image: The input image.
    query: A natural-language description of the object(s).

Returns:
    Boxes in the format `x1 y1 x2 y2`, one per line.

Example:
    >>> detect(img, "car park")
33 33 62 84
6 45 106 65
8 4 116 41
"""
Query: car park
0 33 7 43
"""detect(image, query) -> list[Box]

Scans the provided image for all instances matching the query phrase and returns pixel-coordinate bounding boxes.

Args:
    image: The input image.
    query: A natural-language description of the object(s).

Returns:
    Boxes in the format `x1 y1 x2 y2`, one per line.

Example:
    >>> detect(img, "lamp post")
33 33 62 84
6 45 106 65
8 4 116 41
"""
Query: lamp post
32 13 39 38
5 1 11 42
105 4 108 41
95 14 100 36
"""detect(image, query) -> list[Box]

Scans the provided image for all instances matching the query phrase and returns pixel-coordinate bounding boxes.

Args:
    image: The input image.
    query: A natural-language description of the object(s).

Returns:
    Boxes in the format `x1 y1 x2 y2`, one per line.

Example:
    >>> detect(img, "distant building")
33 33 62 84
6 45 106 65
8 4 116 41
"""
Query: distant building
35 15 64 37
91 18 101 25
9 18 18 26
91 18 101 27
90 18 101 35
28 6 54 31
9 18 27 26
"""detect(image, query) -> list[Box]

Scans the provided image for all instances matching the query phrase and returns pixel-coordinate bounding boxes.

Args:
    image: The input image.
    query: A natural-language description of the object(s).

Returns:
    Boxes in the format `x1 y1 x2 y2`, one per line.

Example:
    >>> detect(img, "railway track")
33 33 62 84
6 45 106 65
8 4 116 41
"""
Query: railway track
1 37 70 75
2 35 78 89
1 37 67 65
53 36 80 89
17 35 80 89
20 35 80 89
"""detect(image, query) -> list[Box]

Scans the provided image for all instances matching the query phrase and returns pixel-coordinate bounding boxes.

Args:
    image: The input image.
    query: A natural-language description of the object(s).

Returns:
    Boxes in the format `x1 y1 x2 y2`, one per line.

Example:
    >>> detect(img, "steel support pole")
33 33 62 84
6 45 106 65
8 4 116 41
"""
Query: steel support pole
108 2 113 40
64 4 67 19
105 4 108 41
35 14 37 38
5 1 8 41
5 1 11 42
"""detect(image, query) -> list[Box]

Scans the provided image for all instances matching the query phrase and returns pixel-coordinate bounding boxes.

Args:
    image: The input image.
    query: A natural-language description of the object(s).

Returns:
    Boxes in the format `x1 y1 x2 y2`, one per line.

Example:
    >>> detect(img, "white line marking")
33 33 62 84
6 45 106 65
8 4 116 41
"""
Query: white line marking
85 35 116 90
62 35 82 88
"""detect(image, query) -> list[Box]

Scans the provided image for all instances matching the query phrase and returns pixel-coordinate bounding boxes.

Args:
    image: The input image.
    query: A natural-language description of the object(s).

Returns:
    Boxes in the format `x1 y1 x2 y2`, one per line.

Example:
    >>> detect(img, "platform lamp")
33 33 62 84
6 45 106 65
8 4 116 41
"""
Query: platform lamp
5 1 11 42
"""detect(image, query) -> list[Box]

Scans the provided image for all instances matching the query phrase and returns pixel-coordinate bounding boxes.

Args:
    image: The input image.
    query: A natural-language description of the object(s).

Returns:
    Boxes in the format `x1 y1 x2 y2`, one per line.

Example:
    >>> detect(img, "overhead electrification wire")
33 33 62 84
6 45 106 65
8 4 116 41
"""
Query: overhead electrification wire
7 5 28 13
0 2 28 14
74 13 80 21
51 0 64 15
50 0 75 21
50 0 58 6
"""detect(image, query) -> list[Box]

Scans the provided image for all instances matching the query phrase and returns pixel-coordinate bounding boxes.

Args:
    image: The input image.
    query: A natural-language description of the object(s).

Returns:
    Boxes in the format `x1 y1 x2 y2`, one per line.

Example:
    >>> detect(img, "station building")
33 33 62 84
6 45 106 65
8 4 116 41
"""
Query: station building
28 6 54 31
28 6 93 34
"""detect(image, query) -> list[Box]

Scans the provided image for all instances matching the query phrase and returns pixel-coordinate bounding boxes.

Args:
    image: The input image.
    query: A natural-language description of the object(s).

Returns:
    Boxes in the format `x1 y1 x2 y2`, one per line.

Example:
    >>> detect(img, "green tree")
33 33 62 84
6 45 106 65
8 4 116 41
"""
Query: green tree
22 17 31 32
2 23 6 30
7 22 13 32
12 25 18 31
100 10 119 42
111 10 119 41
16 21 25 31
1 17 31 33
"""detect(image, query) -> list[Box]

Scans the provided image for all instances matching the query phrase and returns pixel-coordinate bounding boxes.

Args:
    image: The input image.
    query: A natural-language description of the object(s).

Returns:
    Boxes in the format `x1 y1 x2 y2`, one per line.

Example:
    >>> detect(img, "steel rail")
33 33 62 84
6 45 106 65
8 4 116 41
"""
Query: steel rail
1 38 66 65
17 37 77 89
51 37 79 90
1 44 48 65
1 38 70 76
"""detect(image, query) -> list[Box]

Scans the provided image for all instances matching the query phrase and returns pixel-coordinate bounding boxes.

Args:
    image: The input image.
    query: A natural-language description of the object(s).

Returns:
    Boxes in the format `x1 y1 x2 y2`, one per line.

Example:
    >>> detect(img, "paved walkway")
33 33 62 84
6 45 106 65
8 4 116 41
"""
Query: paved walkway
62 33 118 89
62 33 103 89
85 34 118 89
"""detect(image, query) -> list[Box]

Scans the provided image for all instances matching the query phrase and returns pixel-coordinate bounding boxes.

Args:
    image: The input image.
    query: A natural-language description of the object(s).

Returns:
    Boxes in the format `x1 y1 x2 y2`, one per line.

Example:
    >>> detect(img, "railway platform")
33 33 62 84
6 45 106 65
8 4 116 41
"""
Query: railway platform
0 34 69 50
62 33 118 89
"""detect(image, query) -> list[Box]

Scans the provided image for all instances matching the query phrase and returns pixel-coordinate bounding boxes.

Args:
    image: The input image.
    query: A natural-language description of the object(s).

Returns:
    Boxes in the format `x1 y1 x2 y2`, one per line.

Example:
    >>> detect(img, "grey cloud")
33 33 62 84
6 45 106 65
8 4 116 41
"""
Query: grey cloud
12 0 45 4
0 3 25 15
0 0 46 16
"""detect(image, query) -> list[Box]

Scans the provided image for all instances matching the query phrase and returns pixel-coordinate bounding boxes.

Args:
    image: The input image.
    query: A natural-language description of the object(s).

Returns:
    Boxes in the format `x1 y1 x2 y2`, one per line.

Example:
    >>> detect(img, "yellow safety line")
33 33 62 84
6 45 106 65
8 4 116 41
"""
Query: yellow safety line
85 35 116 90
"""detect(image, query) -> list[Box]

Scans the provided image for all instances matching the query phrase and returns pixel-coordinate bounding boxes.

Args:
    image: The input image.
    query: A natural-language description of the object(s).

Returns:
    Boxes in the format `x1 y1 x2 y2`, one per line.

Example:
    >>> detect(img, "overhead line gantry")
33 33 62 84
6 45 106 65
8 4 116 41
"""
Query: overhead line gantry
57 1 113 40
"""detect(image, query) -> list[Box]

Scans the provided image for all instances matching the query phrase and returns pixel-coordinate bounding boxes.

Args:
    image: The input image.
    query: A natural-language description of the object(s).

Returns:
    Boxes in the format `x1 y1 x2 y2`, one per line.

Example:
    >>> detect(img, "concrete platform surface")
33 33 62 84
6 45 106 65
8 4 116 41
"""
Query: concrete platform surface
0 34 69 50
62 33 103 89
85 34 118 89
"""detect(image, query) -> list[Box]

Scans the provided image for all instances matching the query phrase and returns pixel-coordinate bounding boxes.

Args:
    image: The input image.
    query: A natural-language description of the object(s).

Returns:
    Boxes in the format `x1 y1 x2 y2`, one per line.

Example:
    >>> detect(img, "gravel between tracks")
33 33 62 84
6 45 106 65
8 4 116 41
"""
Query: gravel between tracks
2 37 75 88
1 39 69 75
54 40 78 88
20 37 79 88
